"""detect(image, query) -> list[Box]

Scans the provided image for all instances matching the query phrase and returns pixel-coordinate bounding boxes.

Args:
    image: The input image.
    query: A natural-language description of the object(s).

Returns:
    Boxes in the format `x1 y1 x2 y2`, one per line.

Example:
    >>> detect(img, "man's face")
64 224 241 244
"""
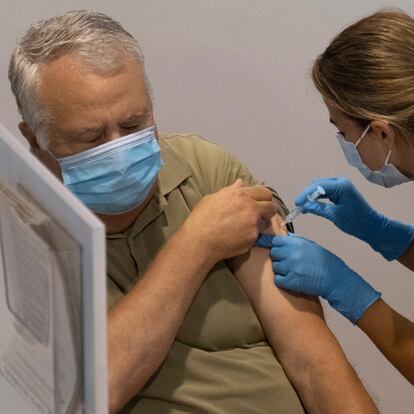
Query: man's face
32 54 154 179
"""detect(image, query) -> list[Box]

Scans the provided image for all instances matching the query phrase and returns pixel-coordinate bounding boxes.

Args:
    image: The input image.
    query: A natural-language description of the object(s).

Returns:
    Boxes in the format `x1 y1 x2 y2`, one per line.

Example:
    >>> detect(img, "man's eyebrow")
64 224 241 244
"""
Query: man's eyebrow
121 111 150 124
64 109 152 137
329 118 337 126
121 108 151 124
67 126 104 136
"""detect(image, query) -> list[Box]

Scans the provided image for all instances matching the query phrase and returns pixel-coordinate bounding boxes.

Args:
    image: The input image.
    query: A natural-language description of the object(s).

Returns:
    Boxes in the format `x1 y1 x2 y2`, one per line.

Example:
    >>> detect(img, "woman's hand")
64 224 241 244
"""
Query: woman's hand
257 232 381 324
296 177 414 260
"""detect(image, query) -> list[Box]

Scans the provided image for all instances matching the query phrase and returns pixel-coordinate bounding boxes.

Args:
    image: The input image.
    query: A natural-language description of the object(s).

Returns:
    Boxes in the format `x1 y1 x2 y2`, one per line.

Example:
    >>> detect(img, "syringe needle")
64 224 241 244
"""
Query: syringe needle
281 185 326 225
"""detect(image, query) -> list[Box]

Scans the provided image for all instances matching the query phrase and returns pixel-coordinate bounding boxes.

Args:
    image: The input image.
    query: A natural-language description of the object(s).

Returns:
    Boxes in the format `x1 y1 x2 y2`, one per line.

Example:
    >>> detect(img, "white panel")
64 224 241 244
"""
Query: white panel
0 123 107 414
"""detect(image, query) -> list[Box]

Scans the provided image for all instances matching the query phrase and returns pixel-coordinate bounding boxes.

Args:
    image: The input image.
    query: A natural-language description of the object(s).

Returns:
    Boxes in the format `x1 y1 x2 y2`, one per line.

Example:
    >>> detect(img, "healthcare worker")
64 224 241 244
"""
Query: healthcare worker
259 9 414 384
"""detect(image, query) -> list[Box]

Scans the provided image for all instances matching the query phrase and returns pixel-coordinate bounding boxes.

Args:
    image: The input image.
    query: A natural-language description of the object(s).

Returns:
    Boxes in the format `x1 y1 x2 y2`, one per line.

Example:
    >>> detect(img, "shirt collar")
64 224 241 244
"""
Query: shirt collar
107 134 192 239
157 135 192 195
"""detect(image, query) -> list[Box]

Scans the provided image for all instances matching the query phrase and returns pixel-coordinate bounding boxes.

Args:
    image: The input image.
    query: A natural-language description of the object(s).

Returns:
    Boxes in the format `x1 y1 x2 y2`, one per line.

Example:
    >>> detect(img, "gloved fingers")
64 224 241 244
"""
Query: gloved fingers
295 177 348 206
274 274 287 288
272 246 314 277
270 238 302 271
255 233 274 248
257 233 302 252
295 178 334 205
295 184 323 206
274 272 301 292
271 233 316 253
301 200 337 222
270 245 290 261
272 258 291 276
270 233 302 248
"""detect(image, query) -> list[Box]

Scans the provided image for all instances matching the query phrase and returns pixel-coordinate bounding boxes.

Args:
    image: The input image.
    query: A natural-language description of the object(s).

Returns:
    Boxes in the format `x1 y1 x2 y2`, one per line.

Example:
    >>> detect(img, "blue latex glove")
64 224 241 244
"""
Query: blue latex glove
296 177 414 261
256 233 275 248
258 233 381 324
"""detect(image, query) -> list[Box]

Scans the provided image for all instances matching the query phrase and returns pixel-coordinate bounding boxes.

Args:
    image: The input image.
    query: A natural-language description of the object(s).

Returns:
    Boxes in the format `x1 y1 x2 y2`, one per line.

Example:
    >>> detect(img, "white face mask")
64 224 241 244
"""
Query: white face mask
336 125 411 188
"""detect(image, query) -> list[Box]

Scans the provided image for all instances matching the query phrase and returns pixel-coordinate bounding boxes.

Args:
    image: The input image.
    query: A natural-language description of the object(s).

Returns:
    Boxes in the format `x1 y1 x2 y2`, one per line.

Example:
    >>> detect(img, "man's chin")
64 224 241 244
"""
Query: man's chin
94 183 159 233
95 205 143 234
95 203 142 220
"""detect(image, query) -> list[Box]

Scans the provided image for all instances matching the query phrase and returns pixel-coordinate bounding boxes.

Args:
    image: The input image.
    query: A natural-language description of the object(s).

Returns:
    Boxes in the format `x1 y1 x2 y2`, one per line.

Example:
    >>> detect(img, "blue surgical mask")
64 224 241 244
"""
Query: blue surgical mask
56 125 163 214
336 125 411 188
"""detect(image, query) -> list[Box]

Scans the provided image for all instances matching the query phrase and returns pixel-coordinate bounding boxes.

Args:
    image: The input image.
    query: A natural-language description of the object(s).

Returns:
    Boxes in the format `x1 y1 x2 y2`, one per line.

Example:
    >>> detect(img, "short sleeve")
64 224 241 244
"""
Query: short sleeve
223 150 290 220
161 133 292 224
107 276 125 311
181 135 290 219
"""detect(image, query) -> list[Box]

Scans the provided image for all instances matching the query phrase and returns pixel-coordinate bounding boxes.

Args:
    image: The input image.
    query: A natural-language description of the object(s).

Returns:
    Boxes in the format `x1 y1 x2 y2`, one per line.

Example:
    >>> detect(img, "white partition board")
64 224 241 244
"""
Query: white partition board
0 122 107 414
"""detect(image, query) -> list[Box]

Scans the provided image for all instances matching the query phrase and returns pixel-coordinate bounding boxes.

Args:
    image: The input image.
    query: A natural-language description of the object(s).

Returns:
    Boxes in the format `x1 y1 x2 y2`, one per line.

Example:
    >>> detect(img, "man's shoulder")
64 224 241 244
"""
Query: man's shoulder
158 132 245 194
159 133 235 175
159 132 228 157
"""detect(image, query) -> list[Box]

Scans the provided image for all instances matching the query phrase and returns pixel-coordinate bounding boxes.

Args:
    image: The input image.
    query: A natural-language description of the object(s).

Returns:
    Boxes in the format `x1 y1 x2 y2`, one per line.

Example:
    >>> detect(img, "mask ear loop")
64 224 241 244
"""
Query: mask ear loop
354 124 371 148
384 149 392 166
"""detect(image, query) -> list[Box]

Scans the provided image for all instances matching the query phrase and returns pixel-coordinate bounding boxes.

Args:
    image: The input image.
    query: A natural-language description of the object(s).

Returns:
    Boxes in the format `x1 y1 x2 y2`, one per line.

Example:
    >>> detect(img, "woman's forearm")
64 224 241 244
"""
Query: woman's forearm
398 240 414 271
357 298 414 384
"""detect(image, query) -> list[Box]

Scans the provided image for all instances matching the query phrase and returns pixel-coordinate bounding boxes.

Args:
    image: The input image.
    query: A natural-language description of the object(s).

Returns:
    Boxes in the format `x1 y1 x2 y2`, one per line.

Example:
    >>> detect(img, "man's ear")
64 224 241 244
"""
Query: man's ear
370 120 395 150
18 122 40 150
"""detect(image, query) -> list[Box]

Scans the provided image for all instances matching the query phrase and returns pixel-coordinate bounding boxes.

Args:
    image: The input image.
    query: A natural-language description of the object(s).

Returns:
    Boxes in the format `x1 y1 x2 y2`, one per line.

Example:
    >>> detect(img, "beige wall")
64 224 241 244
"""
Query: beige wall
2 1 413 412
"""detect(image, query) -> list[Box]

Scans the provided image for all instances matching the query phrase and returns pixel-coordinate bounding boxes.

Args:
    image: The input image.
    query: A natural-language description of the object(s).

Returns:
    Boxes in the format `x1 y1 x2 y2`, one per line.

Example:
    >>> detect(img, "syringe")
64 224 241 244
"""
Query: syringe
281 185 326 225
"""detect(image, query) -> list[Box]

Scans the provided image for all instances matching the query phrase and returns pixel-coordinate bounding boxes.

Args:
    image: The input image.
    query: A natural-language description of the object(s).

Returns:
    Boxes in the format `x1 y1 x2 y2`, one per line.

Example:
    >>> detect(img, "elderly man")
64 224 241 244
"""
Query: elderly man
9 10 378 414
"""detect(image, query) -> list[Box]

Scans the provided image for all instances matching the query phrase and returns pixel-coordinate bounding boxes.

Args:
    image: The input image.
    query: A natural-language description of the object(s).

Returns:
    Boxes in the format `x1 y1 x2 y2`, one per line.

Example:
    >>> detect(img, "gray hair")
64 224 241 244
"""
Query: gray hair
9 9 152 145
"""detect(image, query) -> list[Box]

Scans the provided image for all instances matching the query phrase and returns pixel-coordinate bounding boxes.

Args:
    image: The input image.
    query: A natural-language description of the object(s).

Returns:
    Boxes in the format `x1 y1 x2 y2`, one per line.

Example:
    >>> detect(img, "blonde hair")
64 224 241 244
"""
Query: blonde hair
9 10 151 142
312 9 414 142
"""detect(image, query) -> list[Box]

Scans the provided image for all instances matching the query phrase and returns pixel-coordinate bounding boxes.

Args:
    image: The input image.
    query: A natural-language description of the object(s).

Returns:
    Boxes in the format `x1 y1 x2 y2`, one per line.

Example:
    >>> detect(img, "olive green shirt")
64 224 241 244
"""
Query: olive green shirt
107 134 305 413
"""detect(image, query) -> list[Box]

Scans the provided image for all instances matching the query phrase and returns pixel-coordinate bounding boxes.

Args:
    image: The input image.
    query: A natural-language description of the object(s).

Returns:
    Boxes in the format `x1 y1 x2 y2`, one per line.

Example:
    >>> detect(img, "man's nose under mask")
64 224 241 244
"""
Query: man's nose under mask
53 126 163 214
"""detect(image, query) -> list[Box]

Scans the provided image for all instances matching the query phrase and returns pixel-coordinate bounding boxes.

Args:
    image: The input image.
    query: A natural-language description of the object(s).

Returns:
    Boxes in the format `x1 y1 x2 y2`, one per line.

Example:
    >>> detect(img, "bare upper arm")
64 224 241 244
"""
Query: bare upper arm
231 215 378 413
230 212 323 317
230 214 332 363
